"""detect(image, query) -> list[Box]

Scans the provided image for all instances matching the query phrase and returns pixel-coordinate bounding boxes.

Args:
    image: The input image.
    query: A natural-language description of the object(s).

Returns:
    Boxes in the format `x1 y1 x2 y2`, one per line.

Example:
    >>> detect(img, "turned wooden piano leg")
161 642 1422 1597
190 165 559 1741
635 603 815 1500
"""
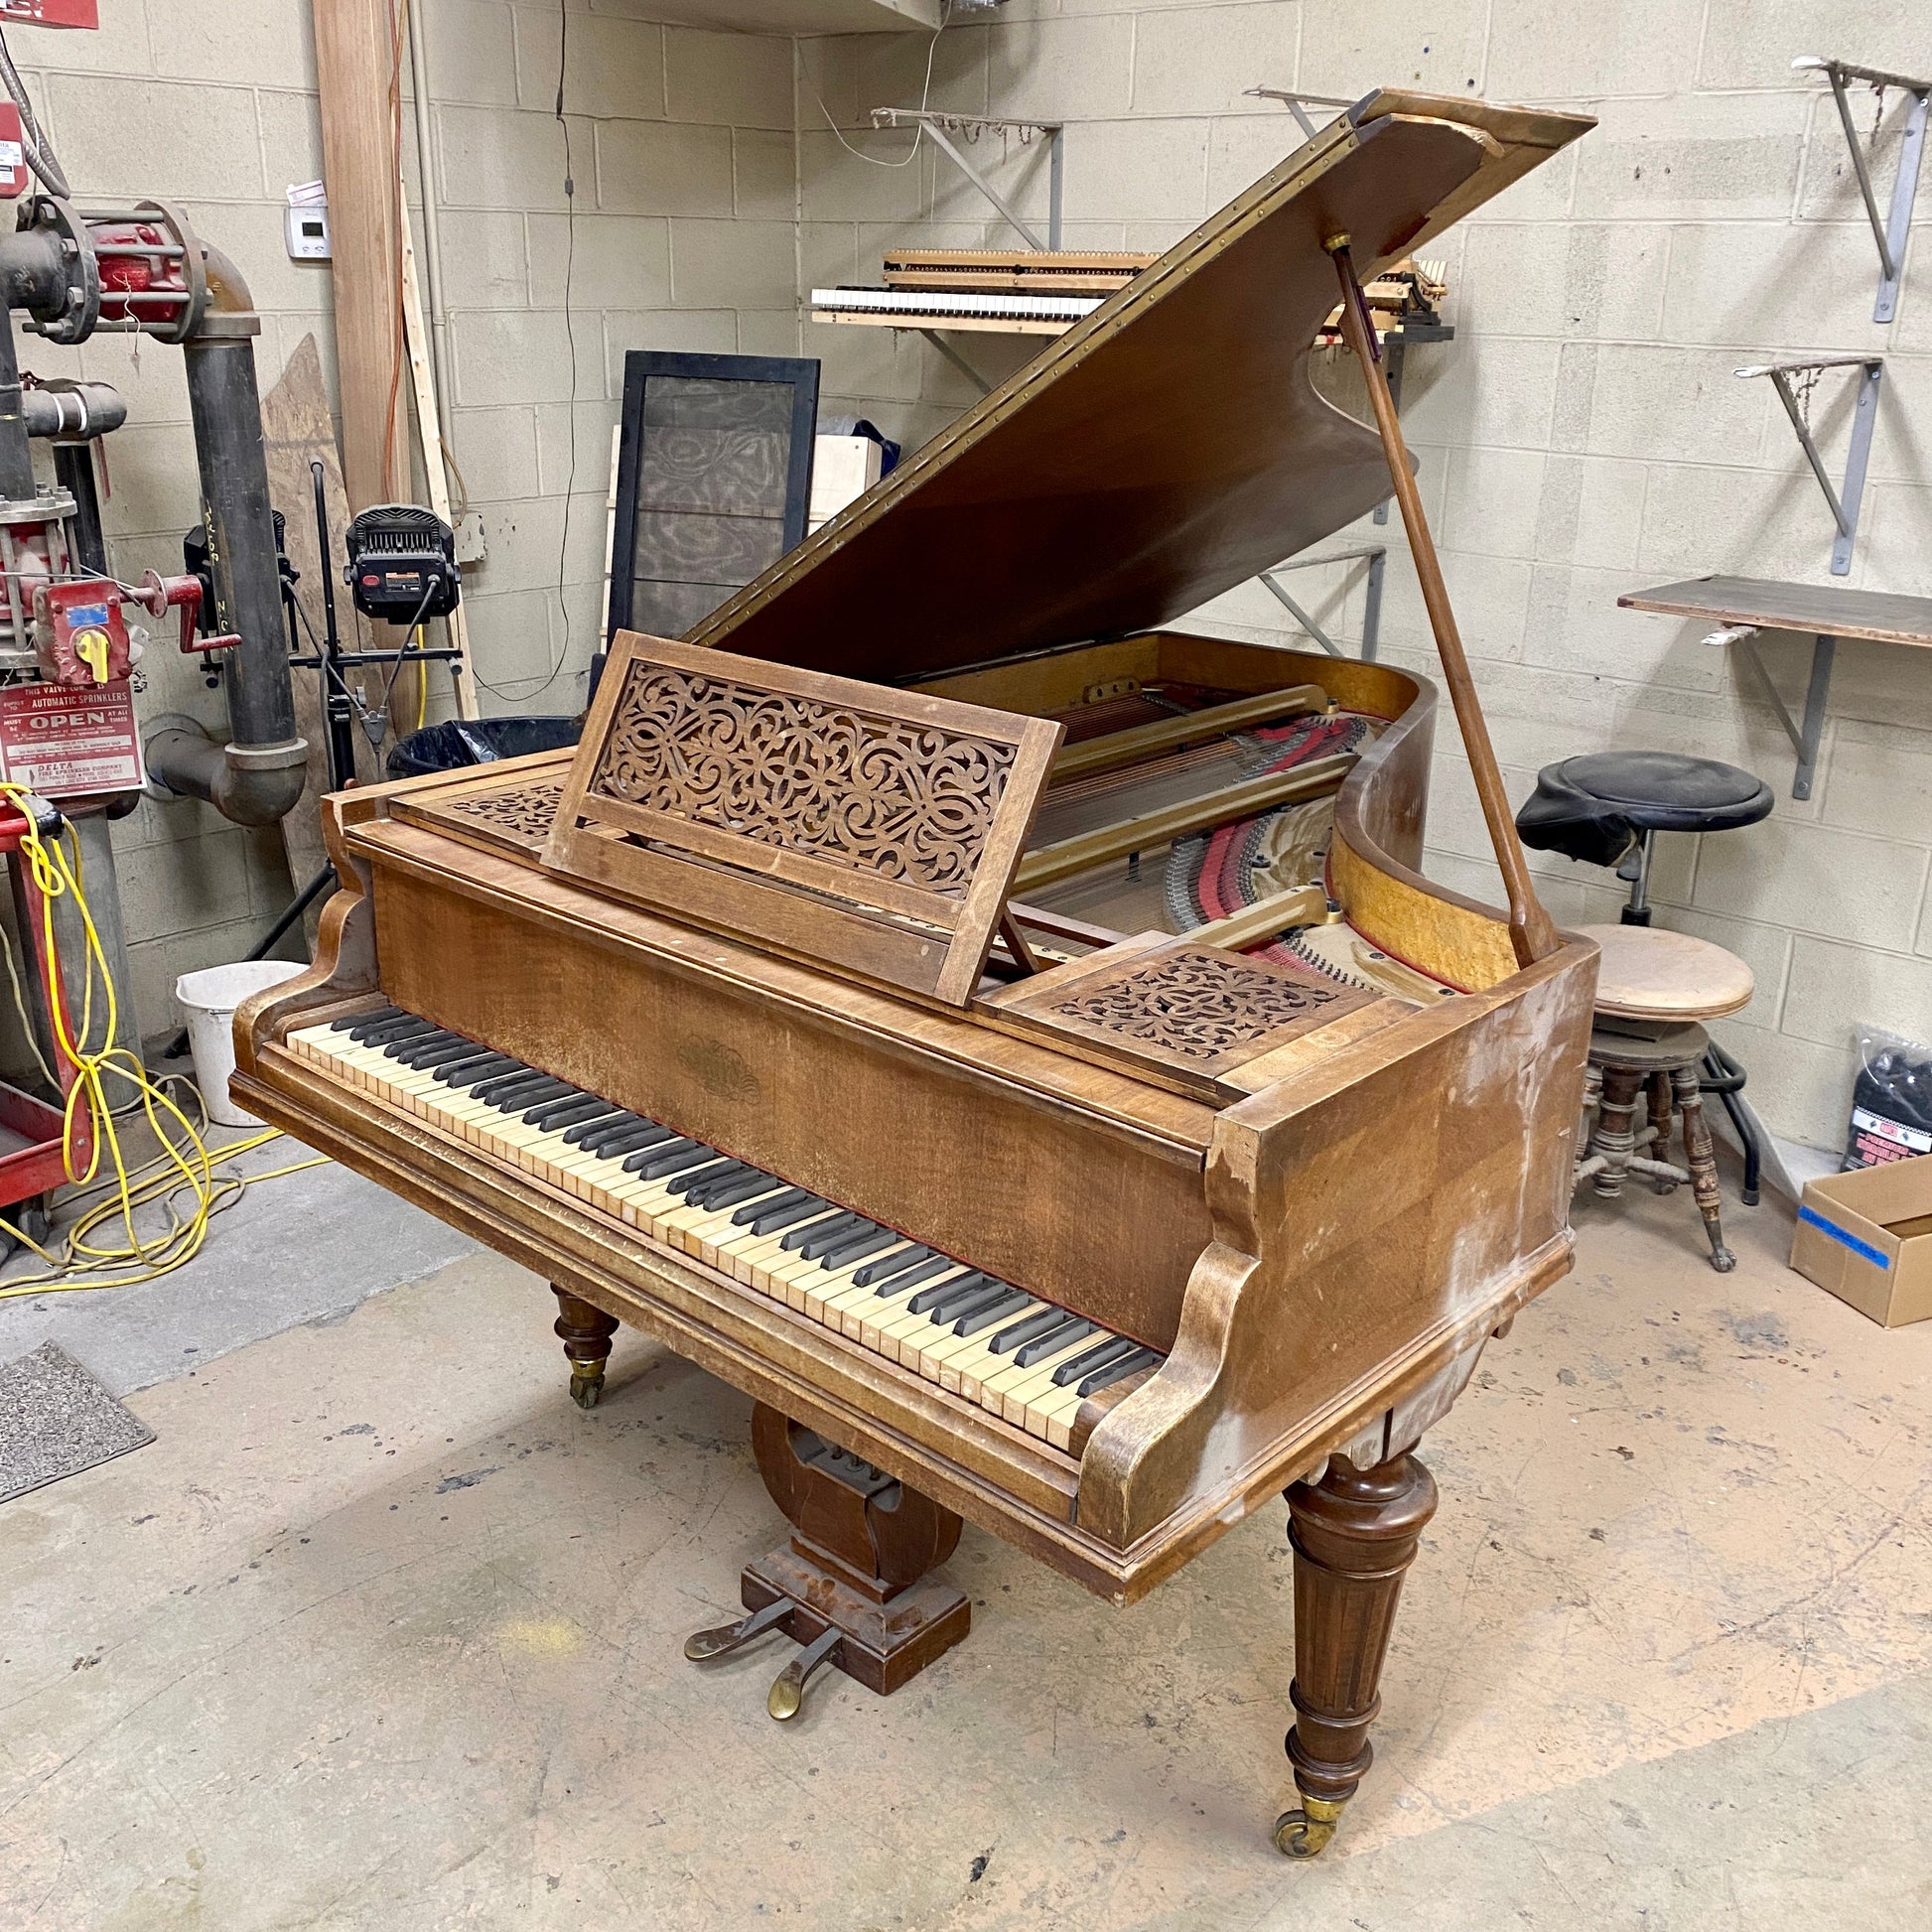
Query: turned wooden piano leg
551 1287 619 1409
1276 1449 1438 1858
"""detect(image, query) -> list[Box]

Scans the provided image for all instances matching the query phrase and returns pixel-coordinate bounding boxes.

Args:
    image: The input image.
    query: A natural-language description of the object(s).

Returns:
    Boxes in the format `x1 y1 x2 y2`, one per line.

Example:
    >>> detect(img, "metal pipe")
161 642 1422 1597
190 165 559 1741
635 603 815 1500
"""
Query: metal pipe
51 442 104 570
149 241 307 824
26 383 126 440
0 310 35 497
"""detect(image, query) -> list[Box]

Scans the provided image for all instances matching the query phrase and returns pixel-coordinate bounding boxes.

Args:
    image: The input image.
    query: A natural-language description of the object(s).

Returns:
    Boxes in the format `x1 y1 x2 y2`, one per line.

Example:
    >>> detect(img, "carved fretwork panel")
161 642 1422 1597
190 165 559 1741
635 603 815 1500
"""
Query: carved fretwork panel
1046 947 1348 1060
545 632 1063 1006
588 660 1017 899
981 932 1383 1103
445 780 566 848
387 756 578 866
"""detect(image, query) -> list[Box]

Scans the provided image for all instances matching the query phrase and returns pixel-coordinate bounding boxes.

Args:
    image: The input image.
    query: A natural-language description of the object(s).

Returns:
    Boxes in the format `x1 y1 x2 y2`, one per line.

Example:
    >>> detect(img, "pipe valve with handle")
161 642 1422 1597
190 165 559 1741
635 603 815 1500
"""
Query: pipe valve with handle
133 569 242 657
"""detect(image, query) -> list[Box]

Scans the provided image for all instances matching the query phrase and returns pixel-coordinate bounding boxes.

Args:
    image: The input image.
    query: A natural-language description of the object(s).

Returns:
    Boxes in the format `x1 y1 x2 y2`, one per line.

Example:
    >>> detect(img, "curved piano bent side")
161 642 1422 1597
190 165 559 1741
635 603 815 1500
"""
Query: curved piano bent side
1078 662 1599 1555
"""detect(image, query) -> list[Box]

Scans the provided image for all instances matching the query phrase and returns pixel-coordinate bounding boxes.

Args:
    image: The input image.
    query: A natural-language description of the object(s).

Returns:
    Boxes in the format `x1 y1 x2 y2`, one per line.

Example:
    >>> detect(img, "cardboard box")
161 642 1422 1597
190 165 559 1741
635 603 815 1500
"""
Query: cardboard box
1790 1155 1932 1327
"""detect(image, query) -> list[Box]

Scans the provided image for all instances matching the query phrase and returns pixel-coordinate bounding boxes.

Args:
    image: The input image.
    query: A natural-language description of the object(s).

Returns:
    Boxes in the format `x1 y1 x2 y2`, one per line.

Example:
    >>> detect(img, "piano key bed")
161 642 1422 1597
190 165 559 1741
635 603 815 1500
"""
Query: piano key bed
290 1005 1164 1452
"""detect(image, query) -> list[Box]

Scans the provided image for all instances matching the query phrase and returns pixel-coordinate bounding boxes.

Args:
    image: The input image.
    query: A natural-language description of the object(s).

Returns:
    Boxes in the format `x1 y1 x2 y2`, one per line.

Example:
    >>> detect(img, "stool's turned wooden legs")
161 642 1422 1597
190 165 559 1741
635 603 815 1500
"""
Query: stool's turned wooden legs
1276 1450 1439 1858
1645 1072 1677 1191
1587 1063 1646 1197
551 1287 619 1408
1672 1067 1736 1273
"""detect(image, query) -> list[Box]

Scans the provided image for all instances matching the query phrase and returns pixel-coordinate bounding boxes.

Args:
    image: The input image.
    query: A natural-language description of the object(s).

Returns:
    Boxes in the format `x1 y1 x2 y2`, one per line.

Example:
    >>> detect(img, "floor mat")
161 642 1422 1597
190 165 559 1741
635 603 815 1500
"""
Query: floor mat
0 1340 154 1504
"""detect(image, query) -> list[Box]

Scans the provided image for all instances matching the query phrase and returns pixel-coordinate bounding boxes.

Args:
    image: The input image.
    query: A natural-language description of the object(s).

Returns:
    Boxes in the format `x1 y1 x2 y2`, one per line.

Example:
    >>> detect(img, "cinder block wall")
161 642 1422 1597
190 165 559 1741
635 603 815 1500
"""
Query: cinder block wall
798 2 1932 1153
3 1 796 1031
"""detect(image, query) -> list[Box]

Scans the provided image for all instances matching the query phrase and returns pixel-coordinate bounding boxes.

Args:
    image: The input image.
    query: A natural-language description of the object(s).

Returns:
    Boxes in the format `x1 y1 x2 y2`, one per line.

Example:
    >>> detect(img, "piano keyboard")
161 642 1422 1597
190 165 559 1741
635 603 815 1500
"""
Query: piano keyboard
287 1007 1163 1451
810 287 1104 325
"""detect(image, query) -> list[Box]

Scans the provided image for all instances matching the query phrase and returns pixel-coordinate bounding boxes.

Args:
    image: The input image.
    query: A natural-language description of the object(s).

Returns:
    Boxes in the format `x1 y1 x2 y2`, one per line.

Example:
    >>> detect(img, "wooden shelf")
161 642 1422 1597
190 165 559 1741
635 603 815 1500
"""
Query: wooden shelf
637 0 938 32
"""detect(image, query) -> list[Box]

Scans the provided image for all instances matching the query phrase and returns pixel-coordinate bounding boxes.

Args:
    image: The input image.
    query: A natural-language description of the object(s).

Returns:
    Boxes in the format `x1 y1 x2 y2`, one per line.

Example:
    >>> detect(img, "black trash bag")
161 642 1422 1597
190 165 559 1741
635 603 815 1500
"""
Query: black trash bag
1842 1025 1932 1171
386 714 582 780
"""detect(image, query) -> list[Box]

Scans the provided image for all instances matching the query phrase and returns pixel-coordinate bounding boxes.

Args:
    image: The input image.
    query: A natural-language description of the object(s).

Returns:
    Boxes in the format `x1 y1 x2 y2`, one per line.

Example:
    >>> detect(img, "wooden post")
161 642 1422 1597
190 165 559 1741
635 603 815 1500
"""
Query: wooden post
311 0 408 509
1325 236 1561 968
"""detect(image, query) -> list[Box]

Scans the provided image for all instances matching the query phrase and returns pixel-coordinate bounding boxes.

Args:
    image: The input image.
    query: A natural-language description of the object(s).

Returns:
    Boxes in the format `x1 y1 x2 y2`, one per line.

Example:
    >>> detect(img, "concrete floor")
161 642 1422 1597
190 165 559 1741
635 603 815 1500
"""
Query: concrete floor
2 1168 1929 1929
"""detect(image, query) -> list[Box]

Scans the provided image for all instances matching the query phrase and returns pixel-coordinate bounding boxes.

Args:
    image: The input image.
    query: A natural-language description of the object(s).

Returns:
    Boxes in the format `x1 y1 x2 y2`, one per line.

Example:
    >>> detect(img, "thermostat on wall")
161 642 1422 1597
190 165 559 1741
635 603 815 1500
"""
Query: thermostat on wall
285 180 330 260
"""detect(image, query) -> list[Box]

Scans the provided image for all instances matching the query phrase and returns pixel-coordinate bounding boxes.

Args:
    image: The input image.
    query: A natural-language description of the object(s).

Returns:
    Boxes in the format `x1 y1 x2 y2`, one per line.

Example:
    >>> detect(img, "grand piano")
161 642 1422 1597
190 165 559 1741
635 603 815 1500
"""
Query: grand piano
237 90 1599 1857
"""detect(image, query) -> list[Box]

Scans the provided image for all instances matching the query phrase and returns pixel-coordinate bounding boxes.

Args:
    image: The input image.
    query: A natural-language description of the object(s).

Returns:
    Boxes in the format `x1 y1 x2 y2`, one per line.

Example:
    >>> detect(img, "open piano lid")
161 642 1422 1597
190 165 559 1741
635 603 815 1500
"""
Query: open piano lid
688 90 1592 684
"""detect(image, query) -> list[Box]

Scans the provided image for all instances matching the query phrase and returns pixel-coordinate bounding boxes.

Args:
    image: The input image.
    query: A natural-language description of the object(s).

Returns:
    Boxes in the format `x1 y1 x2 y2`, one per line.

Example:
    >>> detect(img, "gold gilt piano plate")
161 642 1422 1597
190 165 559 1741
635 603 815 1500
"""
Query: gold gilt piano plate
236 88 1601 1856
545 633 1062 1006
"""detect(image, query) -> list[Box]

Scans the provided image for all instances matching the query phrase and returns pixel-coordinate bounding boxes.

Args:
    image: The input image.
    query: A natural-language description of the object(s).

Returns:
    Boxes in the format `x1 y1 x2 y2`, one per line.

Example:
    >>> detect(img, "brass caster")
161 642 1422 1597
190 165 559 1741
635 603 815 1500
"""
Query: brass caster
1273 1794 1346 1859
767 1625 842 1721
568 1365 605 1410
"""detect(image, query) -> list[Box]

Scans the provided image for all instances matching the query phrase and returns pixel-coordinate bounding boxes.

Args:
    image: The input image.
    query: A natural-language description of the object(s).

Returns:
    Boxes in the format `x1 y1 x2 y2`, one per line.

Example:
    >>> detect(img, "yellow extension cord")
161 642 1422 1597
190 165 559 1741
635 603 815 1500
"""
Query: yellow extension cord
0 784 326 1297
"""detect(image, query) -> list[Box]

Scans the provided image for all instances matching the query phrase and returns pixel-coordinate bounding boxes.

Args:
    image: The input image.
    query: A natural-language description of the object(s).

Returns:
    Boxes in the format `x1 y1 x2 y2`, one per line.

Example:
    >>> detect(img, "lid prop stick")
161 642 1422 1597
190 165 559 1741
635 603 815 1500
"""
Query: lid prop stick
1323 233 1560 968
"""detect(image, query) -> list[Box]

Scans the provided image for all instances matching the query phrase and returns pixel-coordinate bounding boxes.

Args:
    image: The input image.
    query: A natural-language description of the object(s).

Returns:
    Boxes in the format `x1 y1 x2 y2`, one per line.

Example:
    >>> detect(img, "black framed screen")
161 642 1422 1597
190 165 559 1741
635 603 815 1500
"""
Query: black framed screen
607 350 819 643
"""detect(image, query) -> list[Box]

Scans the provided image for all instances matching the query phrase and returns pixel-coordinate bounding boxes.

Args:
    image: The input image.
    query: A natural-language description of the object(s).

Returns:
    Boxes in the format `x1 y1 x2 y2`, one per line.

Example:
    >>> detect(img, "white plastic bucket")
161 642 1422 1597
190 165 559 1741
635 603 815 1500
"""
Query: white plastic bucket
174 959 306 1129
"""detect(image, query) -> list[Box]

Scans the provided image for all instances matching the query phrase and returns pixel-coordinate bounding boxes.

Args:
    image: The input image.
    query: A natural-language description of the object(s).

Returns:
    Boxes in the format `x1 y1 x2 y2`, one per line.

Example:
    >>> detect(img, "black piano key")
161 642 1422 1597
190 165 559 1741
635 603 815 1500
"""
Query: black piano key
396 1036 485 1070
818 1226 897 1271
747 1195 834 1238
588 1121 675 1159
854 1243 933 1288
565 1109 646 1148
783 1210 864 1256
927 1279 1013 1329
875 1255 954 1301
1077 1346 1161 1399
954 1289 1032 1337
798 1215 878 1262
334 1004 403 1033
345 1008 418 1040
1051 1335 1138 1389
732 1185 807 1226
383 1028 459 1060
915 1274 1001 1322
666 1159 749 1200
700 1171 783 1213
1014 1318 1097 1369
526 1094 610 1132
990 1306 1069 1356
474 1068 559 1106
437 1052 520 1086
625 1140 713 1179
493 1076 573 1113
359 1014 440 1047
907 1269 987 1316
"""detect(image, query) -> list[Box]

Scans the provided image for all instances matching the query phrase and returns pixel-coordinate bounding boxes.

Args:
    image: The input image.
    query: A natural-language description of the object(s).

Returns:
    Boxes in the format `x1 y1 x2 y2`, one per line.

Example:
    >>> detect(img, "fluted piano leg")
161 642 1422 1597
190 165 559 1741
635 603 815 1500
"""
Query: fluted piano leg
1275 1449 1438 1858
551 1286 619 1409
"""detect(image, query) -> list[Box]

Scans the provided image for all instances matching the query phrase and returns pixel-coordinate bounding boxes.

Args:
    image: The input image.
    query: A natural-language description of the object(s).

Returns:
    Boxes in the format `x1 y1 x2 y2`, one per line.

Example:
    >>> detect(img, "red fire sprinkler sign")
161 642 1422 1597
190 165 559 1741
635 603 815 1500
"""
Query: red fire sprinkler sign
0 680 145 797
0 4 99 27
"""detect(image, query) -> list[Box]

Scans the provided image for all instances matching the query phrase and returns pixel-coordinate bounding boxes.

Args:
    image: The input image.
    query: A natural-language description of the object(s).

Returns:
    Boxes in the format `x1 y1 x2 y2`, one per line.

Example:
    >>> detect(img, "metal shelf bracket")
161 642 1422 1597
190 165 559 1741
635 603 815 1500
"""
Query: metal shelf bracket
1795 57 1931 323
1734 355 1882 576
871 108 1063 250
1259 545 1388 661
1704 622 1835 801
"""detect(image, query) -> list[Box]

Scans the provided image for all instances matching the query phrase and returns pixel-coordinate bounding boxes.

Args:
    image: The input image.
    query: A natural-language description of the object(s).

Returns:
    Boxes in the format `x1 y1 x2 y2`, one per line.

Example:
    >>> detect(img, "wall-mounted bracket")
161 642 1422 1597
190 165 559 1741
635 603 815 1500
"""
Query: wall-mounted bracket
1734 355 1882 576
919 328 992 396
1243 87 1357 141
1794 57 1930 323
1258 544 1387 661
1705 624 1836 802
871 108 1063 249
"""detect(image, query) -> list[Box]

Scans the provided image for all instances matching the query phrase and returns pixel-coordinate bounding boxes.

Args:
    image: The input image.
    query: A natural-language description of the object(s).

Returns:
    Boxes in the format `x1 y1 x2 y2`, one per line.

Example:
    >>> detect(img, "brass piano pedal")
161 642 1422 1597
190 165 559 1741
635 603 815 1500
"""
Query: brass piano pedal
766 1625 843 1721
683 1593 792 1663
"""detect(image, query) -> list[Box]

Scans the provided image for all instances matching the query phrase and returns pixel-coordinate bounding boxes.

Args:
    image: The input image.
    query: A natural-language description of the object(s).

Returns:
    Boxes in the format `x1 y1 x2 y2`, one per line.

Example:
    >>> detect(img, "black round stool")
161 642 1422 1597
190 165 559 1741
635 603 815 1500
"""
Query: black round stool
1516 751 1774 1210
